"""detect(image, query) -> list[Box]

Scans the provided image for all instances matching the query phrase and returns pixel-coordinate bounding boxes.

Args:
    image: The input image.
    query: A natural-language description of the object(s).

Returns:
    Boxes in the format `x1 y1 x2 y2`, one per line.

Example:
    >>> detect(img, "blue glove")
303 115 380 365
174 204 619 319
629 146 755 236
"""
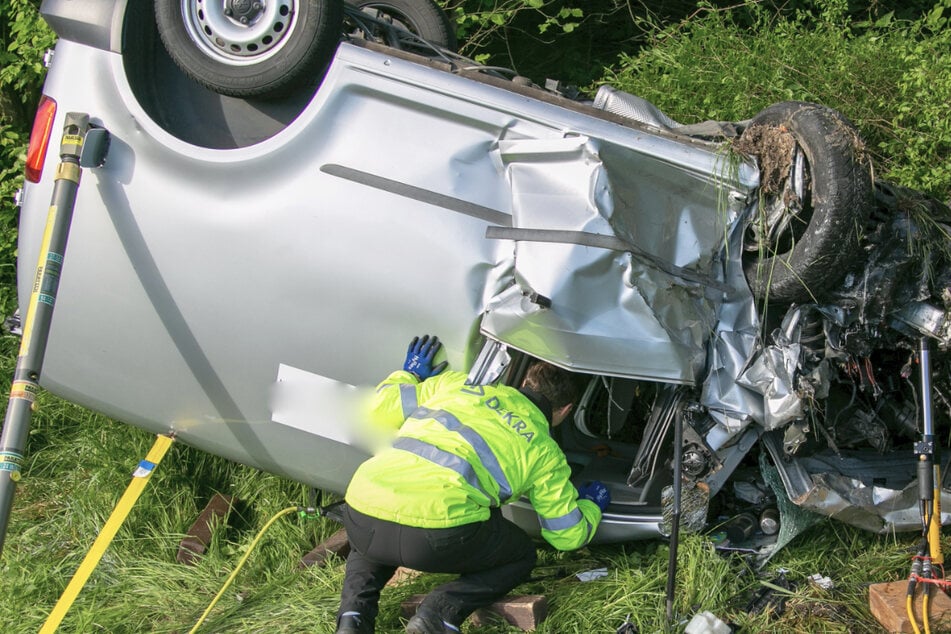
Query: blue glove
577 480 610 511
403 335 448 380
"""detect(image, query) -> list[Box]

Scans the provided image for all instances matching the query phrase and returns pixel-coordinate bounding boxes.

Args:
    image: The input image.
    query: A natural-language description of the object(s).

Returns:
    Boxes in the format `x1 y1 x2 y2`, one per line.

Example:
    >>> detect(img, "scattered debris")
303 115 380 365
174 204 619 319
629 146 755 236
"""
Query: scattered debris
684 610 732 634
3 309 21 336
807 573 834 591
744 569 794 617
575 567 609 582
732 123 796 195
615 613 638 633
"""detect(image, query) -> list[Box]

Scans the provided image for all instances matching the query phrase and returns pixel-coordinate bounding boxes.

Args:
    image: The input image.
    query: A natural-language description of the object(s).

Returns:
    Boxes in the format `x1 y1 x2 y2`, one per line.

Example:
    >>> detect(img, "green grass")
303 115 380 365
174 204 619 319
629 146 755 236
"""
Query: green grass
0 318 934 632
0 419 929 634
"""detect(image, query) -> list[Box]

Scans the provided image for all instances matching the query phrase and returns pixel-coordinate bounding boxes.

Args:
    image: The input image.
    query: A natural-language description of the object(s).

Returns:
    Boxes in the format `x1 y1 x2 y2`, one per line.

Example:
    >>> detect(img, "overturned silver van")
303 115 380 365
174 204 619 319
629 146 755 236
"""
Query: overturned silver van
15 0 951 551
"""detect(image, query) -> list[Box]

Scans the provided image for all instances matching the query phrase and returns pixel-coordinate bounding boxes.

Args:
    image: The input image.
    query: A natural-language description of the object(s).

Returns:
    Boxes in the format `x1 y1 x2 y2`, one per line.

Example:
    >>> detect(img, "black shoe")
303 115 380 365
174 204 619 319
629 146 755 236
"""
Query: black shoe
336 611 372 634
405 606 459 634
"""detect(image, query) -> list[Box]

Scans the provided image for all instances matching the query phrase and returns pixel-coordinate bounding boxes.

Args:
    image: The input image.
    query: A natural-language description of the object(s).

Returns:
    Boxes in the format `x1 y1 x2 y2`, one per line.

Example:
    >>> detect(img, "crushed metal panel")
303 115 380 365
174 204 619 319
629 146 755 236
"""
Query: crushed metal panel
738 342 804 430
699 196 763 440
766 435 951 534
795 472 951 534
481 136 751 382
737 305 819 431
597 141 730 272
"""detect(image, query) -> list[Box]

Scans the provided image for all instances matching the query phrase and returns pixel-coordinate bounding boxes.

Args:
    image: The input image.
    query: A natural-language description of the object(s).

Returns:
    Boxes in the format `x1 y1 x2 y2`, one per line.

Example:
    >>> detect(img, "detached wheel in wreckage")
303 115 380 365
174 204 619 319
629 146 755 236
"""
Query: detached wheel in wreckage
736 101 875 304
154 0 345 98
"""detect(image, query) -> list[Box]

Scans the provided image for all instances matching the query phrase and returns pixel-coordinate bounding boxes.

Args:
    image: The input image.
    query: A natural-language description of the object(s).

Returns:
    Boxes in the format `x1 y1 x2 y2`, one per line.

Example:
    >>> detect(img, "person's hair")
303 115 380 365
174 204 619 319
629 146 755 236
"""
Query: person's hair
520 361 581 410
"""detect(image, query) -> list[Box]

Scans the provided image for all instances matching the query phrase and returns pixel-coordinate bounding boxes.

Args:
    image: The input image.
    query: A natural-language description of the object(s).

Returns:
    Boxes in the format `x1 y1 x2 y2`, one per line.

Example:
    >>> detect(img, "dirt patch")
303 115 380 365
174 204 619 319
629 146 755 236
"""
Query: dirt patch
733 124 796 195
784 595 859 629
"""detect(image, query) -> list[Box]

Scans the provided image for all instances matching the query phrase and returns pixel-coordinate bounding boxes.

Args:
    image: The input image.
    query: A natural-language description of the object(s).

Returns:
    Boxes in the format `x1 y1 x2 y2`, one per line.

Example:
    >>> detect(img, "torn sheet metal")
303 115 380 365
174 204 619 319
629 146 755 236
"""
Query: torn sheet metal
764 430 951 534
699 195 764 442
734 304 831 433
794 468 951 534
737 340 804 431
480 135 756 385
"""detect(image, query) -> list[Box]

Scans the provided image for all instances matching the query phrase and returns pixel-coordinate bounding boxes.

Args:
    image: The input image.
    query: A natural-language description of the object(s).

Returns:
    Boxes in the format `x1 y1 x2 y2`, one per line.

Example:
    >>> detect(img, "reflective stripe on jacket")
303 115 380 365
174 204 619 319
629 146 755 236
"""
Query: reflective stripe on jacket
345 370 602 551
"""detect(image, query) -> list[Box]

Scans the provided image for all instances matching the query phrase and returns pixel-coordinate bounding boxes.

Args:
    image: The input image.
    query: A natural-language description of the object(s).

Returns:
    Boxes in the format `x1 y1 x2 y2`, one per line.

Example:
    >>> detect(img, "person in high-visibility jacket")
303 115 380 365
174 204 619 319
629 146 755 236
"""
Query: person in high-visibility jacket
335 335 610 634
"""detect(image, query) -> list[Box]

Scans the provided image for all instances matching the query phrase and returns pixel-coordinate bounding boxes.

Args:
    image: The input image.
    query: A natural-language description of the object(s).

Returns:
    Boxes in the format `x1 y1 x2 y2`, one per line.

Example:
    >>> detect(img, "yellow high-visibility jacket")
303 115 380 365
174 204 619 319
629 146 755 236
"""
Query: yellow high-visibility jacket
345 370 602 551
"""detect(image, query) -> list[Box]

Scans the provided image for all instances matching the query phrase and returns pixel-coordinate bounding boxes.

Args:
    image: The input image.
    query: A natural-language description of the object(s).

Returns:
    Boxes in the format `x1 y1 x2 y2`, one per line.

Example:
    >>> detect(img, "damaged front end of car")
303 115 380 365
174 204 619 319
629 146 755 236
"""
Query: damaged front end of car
469 95 951 551
746 182 951 537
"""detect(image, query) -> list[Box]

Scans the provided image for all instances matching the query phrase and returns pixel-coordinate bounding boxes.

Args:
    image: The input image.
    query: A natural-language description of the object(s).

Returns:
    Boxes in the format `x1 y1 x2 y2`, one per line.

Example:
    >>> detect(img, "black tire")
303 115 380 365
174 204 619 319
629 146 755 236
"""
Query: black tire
346 0 457 52
155 0 344 98
738 101 874 304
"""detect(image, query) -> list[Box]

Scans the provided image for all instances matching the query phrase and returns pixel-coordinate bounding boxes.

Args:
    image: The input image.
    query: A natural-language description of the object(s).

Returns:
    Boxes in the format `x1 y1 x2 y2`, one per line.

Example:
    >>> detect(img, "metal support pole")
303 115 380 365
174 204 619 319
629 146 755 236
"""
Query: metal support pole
916 337 936 527
0 113 91 557
918 338 943 566
920 338 934 439
666 406 684 622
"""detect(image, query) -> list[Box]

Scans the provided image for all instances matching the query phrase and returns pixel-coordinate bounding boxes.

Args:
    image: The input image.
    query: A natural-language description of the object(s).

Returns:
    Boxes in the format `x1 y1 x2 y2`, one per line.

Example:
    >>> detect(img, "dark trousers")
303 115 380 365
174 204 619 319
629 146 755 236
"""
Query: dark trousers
338 505 537 628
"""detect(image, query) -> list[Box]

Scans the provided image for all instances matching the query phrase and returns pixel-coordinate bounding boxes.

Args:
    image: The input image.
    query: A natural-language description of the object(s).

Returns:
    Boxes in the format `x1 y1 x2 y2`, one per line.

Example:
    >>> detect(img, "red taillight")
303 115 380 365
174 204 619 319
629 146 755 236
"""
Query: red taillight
25 95 57 183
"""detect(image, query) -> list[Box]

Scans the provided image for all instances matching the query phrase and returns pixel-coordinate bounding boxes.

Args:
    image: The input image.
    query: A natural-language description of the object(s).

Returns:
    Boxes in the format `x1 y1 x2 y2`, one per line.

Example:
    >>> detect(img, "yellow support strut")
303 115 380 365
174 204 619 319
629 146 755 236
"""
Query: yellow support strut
39 434 174 633
929 466 943 568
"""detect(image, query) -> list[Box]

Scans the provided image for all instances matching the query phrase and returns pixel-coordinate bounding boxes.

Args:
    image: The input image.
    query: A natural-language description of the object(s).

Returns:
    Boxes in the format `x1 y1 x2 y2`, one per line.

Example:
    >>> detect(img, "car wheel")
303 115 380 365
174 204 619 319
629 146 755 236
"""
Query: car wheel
737 101 874 304
346 0 458 52
154 0 344 98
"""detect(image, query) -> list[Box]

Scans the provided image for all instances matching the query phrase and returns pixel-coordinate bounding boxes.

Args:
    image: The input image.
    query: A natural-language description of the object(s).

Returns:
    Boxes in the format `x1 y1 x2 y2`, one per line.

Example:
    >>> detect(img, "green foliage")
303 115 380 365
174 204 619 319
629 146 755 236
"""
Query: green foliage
0 0 54 119
601 0 951 201
881 6 951 195
0 124 23 312
438 0 942 89
0 0 55 317
444 0 586 49
441 1 641 83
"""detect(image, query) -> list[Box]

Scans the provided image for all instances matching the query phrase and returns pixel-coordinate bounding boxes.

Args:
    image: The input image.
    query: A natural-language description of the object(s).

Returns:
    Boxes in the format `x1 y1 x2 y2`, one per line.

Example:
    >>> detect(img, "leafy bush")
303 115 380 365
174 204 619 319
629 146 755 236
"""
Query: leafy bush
0 0 53 123
881 2 951 196
0 0 55 317
600 0 951 201
443 0 587 51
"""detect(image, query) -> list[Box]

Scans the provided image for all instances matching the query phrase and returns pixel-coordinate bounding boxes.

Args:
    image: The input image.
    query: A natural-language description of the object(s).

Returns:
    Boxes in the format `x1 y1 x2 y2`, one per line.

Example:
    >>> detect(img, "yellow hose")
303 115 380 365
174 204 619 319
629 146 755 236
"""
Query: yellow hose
907 590 921 634
188 506 300 633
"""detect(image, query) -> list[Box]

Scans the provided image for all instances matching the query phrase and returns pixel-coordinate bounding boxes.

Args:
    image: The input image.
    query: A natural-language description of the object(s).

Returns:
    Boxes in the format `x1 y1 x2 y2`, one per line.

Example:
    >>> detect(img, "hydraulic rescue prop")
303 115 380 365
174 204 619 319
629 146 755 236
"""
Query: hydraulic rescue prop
0 112 109 557
906 336 946 634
